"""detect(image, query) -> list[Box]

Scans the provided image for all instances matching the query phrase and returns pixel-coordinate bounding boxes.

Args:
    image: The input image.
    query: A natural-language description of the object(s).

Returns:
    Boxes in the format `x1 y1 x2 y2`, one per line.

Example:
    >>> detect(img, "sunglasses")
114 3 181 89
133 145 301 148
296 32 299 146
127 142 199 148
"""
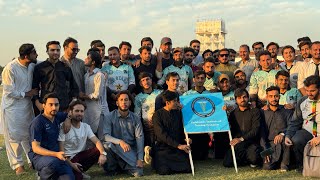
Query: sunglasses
219 54 229 57
70 48 80 52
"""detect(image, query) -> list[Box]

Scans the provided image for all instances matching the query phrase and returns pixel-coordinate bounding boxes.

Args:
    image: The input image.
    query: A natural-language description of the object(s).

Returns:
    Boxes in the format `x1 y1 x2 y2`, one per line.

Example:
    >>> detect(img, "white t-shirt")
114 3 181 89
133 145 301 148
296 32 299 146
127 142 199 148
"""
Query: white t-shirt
58 122 95 159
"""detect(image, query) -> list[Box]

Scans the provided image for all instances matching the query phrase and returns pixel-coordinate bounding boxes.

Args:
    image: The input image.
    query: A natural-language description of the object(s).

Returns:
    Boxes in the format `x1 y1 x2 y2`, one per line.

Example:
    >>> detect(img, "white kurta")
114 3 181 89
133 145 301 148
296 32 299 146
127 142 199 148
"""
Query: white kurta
84 68 107 133
0 58 35 169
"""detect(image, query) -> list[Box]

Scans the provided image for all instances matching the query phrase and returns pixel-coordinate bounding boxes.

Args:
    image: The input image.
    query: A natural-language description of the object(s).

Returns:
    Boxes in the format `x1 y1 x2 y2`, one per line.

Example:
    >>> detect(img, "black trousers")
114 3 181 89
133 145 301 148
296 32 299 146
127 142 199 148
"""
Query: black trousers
291 129 313 167
189 133 210 160
262 141 291 170
223 141 262 167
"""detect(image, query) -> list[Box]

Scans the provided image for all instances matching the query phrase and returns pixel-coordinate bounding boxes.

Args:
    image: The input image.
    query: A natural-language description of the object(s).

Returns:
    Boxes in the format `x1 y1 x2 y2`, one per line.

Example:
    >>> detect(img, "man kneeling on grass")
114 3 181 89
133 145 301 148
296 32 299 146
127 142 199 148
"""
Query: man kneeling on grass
102 91 144 177
58 99 107 179
151 90 192 175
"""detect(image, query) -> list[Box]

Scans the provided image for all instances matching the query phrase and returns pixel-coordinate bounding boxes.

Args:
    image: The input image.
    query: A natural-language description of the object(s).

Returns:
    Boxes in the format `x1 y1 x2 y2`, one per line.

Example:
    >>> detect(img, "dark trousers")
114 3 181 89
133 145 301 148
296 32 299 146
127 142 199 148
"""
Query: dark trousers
223 141 262 167
262 141 291 170
142 121 154 147
32 155 74 180
103 147 143 176
214 132 230 159
291 129 313 167
70 147 100 180
189 133 210 160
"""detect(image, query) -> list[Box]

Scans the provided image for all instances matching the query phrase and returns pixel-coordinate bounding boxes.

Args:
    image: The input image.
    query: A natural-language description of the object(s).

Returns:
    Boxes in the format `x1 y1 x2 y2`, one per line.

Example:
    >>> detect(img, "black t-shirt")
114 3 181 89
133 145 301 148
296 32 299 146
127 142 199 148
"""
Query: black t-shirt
134 62 157 93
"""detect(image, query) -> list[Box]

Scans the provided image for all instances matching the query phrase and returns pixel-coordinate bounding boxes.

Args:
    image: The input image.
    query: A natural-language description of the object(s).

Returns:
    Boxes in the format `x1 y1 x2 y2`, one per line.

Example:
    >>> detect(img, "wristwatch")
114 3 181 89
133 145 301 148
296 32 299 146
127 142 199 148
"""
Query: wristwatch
101 151 107 156
279 133 285 136
239 137 244 141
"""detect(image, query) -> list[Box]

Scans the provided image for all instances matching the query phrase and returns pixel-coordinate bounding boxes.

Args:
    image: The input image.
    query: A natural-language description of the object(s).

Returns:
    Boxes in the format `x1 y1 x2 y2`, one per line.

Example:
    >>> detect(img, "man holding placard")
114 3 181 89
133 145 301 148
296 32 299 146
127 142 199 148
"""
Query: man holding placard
152 91 191 175
223 88 262 168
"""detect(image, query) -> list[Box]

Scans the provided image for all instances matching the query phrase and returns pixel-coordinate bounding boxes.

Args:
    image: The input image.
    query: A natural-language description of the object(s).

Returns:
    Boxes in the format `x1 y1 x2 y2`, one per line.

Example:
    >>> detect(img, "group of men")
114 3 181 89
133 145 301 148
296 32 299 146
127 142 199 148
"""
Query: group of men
1 35 320 179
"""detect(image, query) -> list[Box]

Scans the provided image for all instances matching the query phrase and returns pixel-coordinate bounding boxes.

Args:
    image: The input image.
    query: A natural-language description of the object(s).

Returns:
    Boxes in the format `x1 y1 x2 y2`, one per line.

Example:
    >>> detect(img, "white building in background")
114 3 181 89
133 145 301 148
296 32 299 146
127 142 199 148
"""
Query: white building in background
195 19 227 52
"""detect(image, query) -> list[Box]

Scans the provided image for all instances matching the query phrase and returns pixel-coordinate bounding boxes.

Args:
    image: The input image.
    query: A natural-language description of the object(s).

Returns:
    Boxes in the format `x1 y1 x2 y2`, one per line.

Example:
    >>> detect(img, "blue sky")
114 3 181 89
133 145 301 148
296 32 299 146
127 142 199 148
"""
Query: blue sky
1 0 319 66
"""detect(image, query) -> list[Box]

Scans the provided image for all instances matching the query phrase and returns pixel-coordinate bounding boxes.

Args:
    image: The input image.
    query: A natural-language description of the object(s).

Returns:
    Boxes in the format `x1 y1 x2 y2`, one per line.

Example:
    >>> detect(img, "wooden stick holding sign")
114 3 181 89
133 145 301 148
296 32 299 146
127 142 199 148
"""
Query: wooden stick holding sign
184 131 195 176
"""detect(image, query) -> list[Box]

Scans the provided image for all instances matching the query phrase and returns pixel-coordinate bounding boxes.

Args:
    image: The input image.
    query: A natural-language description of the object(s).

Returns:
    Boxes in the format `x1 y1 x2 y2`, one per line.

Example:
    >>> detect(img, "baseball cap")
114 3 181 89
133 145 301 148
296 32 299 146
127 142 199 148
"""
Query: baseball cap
233 69 246 77
173 47 183 54
218 74 230 82
160 37 172 45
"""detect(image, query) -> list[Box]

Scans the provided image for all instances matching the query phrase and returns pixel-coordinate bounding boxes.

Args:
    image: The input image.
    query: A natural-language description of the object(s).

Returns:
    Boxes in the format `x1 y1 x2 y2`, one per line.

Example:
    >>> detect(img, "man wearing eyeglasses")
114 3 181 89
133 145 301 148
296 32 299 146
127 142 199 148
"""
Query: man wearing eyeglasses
61 37 86 93
33 41 79 113
215 48 237 84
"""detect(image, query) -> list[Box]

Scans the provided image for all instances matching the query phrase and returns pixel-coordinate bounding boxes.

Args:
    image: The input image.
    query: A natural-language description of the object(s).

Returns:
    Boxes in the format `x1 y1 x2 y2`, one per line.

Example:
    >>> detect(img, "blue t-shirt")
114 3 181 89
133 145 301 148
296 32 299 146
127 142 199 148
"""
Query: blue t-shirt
28 112 68 159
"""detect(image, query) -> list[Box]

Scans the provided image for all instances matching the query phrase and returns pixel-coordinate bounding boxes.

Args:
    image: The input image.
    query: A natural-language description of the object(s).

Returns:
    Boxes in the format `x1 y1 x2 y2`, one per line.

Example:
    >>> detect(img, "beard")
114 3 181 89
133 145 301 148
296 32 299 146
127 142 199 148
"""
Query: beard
119 107 129 112
194 51 199 56
238 101 249 107
49 110 57 116
206 71 214 78
236 79 246 85
269 100 279 106
174 59 184 67
184 58 193 64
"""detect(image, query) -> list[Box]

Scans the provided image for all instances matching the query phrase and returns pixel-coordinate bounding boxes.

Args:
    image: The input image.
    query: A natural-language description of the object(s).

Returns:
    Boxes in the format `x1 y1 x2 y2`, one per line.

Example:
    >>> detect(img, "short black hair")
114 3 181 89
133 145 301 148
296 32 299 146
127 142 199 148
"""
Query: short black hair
298 41 311 50
46 41 60 51
281 45 295 55
257 50 271 61
138 72 152 81
108 46 120 53
19 43 35 59
266 42 279 50
43 92 59 104
297 36 311 44
304 75 320 89
63 37 78 48
266 86 280 94
165 72 180 81
68 99 87 111
91 40 105 48
119 41 132 49
218 48 229 55
141 37 154 47
229 48 236 54
184 47 195 55
115 90 133 103
87 47 100 54
234 88 249 99
162 90 178 103
252 41 264 49
275 70 290 79
202 49 213 58
138 46 151 54
193 70 206 78
189 39 200 46
87 50 101 68
239 44 250 52
311 41 320 48
203 57 215 65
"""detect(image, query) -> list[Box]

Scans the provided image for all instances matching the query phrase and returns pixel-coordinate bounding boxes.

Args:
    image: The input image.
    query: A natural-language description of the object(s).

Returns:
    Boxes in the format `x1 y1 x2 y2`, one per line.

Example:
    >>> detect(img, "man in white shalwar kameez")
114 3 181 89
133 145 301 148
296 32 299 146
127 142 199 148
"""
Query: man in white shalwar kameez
0 44 39 175
80 50 108 136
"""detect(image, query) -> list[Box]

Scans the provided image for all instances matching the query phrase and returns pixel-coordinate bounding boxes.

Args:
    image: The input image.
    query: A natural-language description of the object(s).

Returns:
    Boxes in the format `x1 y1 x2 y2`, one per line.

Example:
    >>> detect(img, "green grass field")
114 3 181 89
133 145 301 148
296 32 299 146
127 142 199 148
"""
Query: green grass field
0 85 312 179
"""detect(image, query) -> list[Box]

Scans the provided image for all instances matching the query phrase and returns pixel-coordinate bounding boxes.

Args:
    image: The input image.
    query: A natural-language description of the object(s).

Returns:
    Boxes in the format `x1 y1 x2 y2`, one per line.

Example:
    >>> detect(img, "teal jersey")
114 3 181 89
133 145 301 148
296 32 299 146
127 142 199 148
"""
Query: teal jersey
222 91 237 114
203 71 221 91
158 65 193 94
134 89 162 122
101 63 135 92
279 88 302 105
182 89 211 96
249 70 278 101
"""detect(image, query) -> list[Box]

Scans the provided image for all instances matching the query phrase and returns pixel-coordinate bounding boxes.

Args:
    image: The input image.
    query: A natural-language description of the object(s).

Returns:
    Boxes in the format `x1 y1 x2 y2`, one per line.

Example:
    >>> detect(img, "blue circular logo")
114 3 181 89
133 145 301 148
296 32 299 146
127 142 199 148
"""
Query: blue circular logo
191 97 215 117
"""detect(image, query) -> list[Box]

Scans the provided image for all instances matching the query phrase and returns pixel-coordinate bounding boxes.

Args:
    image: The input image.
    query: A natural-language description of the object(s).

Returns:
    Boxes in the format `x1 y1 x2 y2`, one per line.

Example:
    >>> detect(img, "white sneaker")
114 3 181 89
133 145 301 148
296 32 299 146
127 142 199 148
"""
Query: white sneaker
250 164 257 168
144 146 152 164
82 173 91 179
